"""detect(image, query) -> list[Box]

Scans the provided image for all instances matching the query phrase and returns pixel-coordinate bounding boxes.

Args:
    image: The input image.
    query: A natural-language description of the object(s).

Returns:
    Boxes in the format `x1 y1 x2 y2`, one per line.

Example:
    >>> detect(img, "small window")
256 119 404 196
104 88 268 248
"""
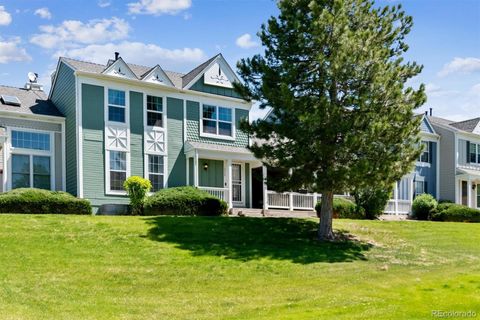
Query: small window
108 89 126 123
147 95 163 127
202 105 233 137
12 130 50 151
469 142 478 164
419 141 430 163
148 154 164 192
414 180 427 197
11 154 51 190
109 151 127 191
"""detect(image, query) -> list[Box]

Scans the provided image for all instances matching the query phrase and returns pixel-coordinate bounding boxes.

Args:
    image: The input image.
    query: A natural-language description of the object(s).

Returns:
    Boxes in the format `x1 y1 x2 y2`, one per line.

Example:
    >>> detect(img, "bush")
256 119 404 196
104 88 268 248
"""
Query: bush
431 203 480 222
144 186 228 216
315 197 364 219
411 194 437 220
0 188 91 214
352 187 392 219
124 176 152 215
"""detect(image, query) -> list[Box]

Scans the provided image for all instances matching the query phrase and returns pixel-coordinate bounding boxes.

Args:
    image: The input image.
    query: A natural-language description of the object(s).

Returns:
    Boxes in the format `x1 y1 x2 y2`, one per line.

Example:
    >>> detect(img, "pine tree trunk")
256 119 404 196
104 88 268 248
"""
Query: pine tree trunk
318 190 335 241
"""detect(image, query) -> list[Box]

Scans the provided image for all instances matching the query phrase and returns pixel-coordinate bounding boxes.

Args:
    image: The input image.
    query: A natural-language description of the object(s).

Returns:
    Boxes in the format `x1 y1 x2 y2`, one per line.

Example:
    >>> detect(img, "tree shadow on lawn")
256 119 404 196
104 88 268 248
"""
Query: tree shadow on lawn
143 217 372 264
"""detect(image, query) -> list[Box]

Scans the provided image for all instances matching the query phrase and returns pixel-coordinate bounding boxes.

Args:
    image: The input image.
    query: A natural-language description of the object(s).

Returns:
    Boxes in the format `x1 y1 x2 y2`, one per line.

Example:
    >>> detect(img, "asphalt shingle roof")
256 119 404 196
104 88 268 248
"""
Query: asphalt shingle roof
428 116 480 133
0 85 63 117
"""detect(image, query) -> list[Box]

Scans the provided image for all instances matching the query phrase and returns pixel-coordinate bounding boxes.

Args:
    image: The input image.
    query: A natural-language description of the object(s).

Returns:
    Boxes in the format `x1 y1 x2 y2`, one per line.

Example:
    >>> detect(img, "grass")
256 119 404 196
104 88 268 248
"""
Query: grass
0 215 479 319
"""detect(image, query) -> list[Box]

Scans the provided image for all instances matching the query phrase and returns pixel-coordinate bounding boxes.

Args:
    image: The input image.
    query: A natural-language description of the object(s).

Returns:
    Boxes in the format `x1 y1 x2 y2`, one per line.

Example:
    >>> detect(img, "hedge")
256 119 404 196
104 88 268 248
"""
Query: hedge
315 197 364 219
412 194 438 220
0 188 92 215
431 203 480 223
144 186 228 216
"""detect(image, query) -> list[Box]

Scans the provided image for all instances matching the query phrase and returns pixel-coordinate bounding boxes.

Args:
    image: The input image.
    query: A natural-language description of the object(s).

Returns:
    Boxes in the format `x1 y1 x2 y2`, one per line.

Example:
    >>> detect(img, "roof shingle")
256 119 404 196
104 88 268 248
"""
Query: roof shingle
0 85 63 117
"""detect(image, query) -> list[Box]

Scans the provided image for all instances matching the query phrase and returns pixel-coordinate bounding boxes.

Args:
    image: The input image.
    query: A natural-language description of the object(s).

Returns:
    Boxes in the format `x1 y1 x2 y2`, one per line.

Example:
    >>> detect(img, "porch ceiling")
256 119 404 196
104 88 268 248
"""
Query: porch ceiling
456 167 480 180
185 141 260 163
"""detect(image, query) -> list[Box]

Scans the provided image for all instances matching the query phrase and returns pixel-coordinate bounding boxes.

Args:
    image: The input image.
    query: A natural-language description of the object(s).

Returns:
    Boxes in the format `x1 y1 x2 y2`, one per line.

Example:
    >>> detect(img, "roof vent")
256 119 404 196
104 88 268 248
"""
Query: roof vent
1 95 21 106
24 72 43 91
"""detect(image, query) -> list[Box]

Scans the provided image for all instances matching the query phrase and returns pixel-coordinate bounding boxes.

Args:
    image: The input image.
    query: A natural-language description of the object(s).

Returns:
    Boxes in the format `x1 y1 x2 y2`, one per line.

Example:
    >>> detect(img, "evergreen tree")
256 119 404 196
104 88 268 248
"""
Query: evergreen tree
235 0 426 240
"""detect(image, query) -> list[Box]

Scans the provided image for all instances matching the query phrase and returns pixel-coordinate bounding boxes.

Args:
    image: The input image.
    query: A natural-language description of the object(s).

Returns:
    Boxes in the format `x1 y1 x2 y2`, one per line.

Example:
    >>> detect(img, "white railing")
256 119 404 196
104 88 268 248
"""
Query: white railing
385 199 411 215
199 186 228 202
266 190 319 211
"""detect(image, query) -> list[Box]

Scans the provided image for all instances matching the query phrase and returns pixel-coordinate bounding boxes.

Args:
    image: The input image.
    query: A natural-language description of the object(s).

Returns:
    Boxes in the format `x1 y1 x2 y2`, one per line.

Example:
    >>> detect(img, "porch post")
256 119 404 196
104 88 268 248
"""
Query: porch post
186 157 190 186
409 177 414 214
289 193 294 211
227 159 233 209
193 150 199 187
467 179 472 208
394 182 399 216
262 165 268 210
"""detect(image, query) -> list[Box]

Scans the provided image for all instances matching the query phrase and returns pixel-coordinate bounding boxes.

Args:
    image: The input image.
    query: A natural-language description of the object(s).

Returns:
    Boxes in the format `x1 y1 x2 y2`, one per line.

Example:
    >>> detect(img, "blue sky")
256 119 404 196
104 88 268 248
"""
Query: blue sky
0 0 478 121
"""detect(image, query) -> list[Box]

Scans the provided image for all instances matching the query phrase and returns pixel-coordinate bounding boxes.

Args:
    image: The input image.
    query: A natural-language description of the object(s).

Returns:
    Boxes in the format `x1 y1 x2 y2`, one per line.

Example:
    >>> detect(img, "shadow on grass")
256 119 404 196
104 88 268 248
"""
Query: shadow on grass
143 216 372 264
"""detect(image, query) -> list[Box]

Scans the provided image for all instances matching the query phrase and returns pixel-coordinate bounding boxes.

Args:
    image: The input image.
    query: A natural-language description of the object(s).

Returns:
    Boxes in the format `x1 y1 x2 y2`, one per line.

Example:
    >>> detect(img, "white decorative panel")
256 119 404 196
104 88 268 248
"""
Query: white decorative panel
204 62 234 88
143 66 172 86
103 59 137 79
106 126 128 151
145 129 165 154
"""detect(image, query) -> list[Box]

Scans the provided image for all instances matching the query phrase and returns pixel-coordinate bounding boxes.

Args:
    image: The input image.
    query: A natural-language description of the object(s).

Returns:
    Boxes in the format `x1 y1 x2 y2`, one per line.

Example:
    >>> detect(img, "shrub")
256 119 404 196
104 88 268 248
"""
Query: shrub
431 203 480 222
144 186 228 216
124 176 152 215
411 194 437 220
0 188 91 214
315 197 364 219
352 187 392 219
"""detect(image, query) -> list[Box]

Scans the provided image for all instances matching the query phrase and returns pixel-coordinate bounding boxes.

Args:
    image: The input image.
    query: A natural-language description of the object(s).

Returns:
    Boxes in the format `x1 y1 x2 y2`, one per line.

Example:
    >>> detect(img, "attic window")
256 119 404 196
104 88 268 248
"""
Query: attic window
1 95 21 106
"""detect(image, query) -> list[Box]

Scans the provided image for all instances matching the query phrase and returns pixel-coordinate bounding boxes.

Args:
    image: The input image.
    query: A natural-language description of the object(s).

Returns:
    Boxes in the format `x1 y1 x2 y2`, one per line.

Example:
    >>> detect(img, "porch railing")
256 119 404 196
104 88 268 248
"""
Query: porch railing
198 186 228 202
384 199 411 215
266 191 321 211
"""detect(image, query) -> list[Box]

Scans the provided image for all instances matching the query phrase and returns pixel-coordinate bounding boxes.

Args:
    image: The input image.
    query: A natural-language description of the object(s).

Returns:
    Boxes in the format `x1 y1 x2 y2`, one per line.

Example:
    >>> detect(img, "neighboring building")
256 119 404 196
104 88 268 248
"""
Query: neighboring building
386 115 440 215
49 53 261 212
429 116 480 209
0 83 65 194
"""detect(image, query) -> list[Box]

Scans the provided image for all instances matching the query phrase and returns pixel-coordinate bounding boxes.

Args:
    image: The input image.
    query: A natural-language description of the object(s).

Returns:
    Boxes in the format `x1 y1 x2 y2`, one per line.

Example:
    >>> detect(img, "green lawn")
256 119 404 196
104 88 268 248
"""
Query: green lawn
0 215 479 319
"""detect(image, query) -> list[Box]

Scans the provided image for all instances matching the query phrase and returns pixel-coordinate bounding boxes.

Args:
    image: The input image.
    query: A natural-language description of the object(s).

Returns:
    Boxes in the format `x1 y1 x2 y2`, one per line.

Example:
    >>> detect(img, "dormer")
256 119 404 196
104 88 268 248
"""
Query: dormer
183 54 240 91
102 57 137 80
141 65 174 86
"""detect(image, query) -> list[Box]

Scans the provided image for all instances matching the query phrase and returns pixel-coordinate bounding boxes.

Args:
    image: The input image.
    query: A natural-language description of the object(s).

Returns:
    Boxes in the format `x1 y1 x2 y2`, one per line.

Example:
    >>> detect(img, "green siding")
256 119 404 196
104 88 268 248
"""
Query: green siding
50 62 77 195
199 159 224 188
190 75 243 99
186 100 249 147
130 91 144 178
188 157 194 186
167 97 186 187
245 163 250 208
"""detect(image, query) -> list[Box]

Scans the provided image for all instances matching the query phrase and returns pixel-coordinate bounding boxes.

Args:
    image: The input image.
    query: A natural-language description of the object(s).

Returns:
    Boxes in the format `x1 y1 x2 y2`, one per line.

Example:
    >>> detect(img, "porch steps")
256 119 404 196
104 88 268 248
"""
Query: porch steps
229 208 317 218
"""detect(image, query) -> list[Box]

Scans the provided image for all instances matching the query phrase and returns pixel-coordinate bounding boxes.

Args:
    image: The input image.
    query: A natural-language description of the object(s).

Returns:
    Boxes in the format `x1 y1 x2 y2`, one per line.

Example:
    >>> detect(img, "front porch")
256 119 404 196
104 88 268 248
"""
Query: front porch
456 167 480 209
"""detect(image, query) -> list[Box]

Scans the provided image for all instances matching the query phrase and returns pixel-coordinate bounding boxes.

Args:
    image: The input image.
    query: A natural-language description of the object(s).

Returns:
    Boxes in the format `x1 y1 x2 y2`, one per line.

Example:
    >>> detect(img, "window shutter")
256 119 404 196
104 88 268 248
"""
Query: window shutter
428 142 433 164
467 141 471 163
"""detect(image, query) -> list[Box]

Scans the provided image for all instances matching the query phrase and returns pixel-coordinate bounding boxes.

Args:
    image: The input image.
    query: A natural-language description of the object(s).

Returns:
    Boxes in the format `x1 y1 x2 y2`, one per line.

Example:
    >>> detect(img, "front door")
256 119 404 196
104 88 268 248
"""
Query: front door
462 181 468 206
232 163 244 206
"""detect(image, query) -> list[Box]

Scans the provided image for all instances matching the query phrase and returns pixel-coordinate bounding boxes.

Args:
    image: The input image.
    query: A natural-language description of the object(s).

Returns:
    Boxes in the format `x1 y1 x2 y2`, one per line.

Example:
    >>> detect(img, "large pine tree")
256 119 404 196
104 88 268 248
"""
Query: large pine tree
236 0 426 240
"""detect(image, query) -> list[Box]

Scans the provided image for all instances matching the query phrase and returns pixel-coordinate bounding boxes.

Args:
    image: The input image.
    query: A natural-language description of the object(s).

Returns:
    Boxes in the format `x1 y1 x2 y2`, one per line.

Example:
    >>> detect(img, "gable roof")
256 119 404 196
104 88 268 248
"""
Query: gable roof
0 85 63 117
181 54 220 88
449 117 480 132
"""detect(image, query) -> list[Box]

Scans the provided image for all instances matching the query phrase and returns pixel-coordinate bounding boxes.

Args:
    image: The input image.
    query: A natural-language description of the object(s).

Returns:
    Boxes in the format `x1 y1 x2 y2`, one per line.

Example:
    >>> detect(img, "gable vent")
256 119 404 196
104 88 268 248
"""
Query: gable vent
1 95 21 106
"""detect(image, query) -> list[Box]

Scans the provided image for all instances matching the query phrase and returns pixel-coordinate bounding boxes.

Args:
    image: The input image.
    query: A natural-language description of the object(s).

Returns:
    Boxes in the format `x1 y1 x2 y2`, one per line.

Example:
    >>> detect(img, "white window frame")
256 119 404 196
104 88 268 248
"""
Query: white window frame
418 141 430 163
199 104 235 141
6 127 55 191
231 162 245 207
469 142 480 164
414 179 426 197
105 149 130 195
145 153 167 193
106 88 129 126
145 95 165 130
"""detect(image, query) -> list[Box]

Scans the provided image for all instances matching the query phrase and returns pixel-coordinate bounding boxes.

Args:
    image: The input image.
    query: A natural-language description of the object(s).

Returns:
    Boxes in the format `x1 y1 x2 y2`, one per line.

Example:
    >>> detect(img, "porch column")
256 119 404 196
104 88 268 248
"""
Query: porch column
393 182 399 216
467 179 472 208
409 177 414 214
193 150 199 187
262 165 268 210
227 159 233 209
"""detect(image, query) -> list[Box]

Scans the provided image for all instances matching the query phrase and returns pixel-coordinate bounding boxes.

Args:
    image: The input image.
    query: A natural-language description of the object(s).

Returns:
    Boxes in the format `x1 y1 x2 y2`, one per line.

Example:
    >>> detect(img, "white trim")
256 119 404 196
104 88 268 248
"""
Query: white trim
105 149 130 196
61 122 66 191
48 58 77 100
102 57 137 80
144 153 167 191
2 141 7 192
183 99 187 143
141 65 175 87
145 95 166 131
105 87 130 127
248 163 252 208
231 162 245 207
183 54 241 90
199 103 236 141
76 76 83 197
0 110 64 123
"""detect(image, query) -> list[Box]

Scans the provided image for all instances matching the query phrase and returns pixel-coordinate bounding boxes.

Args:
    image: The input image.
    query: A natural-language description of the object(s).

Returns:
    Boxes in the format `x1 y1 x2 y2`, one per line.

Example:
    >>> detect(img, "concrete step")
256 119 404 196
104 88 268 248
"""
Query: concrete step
229 208 317 218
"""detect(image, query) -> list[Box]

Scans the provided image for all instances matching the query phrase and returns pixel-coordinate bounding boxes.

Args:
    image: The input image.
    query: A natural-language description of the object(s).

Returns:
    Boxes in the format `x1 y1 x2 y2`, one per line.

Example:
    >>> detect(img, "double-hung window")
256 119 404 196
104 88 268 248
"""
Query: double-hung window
414 180 427 197
10 130 52 190
468 142 480 164
202 105 233 138
147 155 164 192
109 151 127 191
108 89 126 123
147 95 163 128
418 141 430 163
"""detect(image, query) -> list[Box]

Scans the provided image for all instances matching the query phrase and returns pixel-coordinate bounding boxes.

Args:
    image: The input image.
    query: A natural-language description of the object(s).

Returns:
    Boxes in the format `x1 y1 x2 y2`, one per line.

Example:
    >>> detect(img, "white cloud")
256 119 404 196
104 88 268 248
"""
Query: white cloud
58 41 206 71
236 33 259 49
424 82 459 98
98 0 112 8
0 6 12 26
34 7 52 20
469 83 480 96
128 0 191 15
30 17 130 49
438 57 480 77
0 37 31 63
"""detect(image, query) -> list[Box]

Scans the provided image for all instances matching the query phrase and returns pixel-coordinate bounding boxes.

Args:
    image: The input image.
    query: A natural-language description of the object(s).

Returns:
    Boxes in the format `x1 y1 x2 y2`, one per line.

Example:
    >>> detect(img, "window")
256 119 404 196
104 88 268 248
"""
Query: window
469 142 480 164
414 180 427 197
109 151 127 191
147 95 163 127
12 130 50 151
108 89 126 123
11 154 51 190
418 141 430 163
148 155 164 192
202 105 233 137
477 186 480 209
